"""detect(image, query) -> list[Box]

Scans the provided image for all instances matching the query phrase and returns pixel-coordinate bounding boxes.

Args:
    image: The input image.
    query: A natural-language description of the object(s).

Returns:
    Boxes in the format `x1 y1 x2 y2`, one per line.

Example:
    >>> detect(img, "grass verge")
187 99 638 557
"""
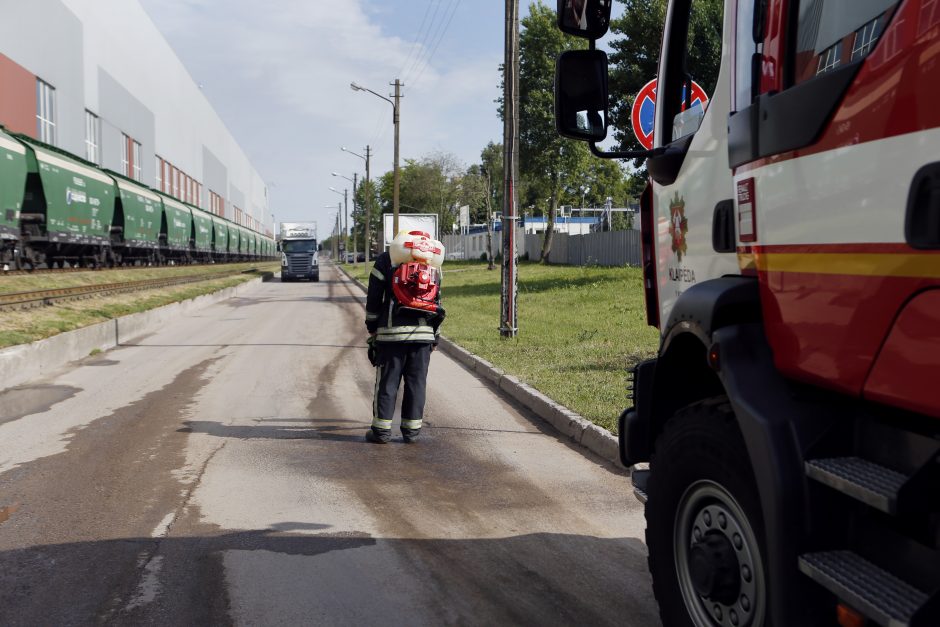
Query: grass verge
353 260 659 433
0 263 277 348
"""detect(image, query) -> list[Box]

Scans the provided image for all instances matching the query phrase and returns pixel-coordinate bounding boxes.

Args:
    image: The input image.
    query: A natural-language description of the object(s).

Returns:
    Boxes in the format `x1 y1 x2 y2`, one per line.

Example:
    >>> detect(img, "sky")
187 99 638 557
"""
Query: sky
137 0 521 234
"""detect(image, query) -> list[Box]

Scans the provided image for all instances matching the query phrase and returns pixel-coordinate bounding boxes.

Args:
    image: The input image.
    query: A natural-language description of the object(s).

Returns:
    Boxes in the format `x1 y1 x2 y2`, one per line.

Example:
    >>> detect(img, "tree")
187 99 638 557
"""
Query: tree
377 153 466 235
516 2 591 262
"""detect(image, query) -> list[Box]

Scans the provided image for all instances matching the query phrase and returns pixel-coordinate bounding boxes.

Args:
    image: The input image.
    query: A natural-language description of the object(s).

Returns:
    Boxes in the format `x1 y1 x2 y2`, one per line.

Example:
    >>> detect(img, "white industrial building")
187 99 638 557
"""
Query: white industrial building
0 0 271 236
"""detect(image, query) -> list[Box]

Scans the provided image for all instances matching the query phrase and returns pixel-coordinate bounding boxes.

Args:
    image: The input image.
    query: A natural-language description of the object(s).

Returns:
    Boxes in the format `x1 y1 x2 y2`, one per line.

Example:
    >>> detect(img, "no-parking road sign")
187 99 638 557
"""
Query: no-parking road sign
630 78 709 150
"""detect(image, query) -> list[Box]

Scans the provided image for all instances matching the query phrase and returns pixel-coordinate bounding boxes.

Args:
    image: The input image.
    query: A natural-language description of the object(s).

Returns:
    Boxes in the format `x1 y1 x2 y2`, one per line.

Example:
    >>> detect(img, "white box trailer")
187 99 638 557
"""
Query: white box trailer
382 213 439 249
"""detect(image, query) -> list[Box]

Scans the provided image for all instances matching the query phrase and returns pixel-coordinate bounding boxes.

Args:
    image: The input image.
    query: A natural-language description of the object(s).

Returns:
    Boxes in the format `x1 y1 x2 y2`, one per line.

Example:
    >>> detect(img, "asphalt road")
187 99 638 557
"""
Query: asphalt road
0 265 659 626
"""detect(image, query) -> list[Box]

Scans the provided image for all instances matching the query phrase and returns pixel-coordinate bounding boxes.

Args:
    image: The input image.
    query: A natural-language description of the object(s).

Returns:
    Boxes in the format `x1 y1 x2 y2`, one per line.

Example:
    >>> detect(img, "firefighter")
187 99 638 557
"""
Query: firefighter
364 247 444 443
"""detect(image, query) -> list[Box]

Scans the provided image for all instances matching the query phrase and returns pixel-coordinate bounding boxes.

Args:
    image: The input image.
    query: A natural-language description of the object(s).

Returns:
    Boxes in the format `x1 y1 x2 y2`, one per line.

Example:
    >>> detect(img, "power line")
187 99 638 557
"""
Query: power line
397 0 437 78
404 0 446 81
408 0 462 88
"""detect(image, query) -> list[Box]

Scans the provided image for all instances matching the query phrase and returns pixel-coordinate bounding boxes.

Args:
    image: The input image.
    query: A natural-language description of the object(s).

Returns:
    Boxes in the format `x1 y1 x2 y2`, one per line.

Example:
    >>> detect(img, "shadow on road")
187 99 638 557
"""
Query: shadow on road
0 530 658 626
180 419 367 443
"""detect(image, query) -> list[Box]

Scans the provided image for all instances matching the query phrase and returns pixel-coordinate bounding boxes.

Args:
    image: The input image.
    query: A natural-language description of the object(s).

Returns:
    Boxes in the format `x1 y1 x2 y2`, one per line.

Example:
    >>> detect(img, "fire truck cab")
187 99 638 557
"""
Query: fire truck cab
555 1 940 625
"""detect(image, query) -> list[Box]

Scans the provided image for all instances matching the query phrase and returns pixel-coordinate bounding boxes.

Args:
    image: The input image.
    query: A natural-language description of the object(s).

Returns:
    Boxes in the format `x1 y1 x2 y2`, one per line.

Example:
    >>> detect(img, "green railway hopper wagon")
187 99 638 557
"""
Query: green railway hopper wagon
190 205 213 262
0 128 28 268
109 173 161 265
227 223 240 258
238 226 249 257
158 194 193 264
17 135 116 268
211 215 229 261
250 231 258 259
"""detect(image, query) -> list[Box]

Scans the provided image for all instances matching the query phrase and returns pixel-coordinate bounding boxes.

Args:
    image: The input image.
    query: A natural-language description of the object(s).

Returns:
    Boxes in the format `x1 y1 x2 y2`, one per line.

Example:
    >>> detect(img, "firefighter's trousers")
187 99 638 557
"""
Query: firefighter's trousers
372 343 432 434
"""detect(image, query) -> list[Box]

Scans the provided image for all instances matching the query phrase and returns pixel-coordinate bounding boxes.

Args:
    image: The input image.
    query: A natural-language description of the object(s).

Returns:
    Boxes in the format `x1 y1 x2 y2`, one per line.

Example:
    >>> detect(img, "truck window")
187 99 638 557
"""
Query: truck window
283 240 317 253
792 0 900 85
733 0 757 111
669 0 724 142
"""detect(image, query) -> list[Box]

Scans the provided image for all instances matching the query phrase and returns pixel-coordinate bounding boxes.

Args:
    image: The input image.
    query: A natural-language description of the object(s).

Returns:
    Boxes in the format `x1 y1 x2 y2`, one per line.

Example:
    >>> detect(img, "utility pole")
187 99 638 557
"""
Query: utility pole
500 0 519 338
343 188 348 253
352 172 358 263
332 212 338 260
392 79 402 235
365 145 372 263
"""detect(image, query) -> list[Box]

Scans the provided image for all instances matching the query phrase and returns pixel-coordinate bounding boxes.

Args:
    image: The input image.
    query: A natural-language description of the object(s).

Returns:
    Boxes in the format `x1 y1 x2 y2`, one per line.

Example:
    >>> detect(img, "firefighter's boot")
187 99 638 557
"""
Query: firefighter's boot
401 428 420 443
365 428 391 444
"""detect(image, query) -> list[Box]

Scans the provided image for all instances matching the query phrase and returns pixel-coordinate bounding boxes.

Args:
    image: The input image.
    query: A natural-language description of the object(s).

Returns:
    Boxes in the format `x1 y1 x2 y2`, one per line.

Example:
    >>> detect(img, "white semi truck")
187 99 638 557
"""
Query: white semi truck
279 222 318 282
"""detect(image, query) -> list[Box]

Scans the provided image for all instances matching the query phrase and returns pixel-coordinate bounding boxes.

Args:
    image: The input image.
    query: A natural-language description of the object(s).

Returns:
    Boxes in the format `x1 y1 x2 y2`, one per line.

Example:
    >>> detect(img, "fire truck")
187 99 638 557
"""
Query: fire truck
554 1 939 625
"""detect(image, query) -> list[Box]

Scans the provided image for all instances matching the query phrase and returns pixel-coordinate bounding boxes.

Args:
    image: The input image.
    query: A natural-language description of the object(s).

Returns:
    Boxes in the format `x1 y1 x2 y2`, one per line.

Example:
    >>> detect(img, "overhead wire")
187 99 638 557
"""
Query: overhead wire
407 0 462 88
397 0 437 79
403 0 446 82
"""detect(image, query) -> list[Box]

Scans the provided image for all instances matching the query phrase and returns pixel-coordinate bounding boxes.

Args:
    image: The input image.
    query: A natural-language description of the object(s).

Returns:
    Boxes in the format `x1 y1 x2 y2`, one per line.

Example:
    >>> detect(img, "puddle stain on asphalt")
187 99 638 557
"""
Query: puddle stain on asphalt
0 384 82 426
0 356 224 625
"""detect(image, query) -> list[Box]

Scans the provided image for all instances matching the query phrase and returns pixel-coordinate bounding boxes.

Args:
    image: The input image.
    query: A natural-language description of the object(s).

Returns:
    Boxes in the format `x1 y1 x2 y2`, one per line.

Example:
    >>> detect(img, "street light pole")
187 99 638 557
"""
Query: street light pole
392 78 401 236
342 145 371 264
351 80 401 235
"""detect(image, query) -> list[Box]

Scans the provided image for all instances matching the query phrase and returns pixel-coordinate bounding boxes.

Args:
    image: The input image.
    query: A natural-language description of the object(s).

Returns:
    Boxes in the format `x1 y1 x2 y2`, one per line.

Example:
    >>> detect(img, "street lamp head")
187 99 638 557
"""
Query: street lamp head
329 186 338 193
331 172 340 177
350 82 362 92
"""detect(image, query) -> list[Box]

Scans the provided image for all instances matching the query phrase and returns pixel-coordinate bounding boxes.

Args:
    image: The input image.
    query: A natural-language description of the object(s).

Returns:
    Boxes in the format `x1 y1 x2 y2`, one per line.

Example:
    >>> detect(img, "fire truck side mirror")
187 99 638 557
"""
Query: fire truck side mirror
555 49 610 143
556 0 613 40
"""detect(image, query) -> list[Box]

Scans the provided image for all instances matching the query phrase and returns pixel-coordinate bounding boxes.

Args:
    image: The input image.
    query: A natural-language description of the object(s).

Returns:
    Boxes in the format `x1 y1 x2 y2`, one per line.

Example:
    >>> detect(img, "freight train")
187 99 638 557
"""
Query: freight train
0 126 275 270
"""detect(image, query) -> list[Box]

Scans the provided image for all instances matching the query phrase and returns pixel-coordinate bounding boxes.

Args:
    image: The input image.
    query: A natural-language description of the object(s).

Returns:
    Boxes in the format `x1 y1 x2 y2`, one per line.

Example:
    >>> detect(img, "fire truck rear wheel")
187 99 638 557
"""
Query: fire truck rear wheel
646 397 769 627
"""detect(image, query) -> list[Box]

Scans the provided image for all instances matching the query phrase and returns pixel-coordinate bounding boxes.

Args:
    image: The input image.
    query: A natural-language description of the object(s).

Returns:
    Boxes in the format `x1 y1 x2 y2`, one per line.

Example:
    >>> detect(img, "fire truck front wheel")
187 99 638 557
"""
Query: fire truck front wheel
646 397 769 627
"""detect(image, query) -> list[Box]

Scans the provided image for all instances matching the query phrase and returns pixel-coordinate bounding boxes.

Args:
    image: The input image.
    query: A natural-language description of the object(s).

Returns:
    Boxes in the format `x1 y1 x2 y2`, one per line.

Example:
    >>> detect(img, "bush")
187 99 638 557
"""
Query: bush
480 252 489 262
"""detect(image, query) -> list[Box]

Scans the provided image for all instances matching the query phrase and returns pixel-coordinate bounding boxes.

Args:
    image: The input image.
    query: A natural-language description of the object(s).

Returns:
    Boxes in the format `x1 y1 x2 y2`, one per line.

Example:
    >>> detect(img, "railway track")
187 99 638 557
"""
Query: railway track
1 261 253 277
0 270 266 312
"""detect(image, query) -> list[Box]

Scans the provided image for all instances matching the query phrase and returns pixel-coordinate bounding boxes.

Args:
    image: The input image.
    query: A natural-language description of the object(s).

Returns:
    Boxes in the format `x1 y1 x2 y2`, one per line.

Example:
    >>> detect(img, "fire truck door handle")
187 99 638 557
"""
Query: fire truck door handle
905 163 940 249
712 200 736 253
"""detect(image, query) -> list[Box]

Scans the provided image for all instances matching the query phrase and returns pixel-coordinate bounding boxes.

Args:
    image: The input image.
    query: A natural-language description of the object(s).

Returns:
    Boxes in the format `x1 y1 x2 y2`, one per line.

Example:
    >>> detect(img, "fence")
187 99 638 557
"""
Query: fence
443 229 641 267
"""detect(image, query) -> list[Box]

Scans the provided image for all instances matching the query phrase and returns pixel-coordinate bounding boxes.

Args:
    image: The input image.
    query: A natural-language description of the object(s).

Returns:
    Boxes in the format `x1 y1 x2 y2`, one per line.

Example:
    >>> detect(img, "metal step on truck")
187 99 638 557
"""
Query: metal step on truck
553 1 940 625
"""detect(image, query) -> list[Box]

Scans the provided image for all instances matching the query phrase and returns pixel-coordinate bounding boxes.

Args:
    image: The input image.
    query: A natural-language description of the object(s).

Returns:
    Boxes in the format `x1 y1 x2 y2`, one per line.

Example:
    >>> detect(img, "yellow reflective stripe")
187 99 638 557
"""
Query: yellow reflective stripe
371 268 384 281
401 419 423 430
372 418 392 429
365 312 379 321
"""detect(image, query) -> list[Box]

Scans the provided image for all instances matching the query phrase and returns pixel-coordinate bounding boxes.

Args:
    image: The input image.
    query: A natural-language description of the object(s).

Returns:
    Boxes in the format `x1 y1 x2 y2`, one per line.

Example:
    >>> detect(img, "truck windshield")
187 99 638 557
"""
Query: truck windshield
283 240 317 253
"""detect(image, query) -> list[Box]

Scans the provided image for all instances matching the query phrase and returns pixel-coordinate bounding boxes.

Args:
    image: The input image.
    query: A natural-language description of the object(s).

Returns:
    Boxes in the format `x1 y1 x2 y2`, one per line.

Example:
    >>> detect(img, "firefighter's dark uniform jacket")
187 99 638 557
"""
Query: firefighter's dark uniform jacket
365 251 442 434
365 251 441 345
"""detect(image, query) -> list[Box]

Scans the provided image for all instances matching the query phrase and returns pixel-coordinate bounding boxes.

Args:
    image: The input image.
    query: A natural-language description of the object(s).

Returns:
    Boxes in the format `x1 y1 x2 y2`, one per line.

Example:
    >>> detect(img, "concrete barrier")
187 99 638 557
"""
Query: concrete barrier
335 264 622 468
0 276 265 392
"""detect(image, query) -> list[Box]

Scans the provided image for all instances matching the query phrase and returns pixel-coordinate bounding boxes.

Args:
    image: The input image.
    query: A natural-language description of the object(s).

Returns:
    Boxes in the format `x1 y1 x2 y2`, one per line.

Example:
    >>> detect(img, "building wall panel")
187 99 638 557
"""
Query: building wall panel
0 54 36 136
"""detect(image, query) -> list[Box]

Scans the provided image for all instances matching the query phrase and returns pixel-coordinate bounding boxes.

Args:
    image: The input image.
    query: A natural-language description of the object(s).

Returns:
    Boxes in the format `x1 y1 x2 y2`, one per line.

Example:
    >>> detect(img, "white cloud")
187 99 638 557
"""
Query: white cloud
139 0 504 227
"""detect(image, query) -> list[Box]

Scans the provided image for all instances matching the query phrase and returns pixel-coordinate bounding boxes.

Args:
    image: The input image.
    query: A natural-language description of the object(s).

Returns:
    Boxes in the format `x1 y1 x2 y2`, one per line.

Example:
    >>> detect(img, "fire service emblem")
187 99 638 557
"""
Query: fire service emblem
669 192 688 262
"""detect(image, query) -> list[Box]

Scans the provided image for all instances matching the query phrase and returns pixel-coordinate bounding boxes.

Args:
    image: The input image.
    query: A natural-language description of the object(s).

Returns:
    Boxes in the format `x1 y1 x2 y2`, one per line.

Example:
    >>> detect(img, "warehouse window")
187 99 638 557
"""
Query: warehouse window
121 135 130 177
85 111 100 163
210 191 225 217
132 140 141 181
36 79 56 144
122 134 141 181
